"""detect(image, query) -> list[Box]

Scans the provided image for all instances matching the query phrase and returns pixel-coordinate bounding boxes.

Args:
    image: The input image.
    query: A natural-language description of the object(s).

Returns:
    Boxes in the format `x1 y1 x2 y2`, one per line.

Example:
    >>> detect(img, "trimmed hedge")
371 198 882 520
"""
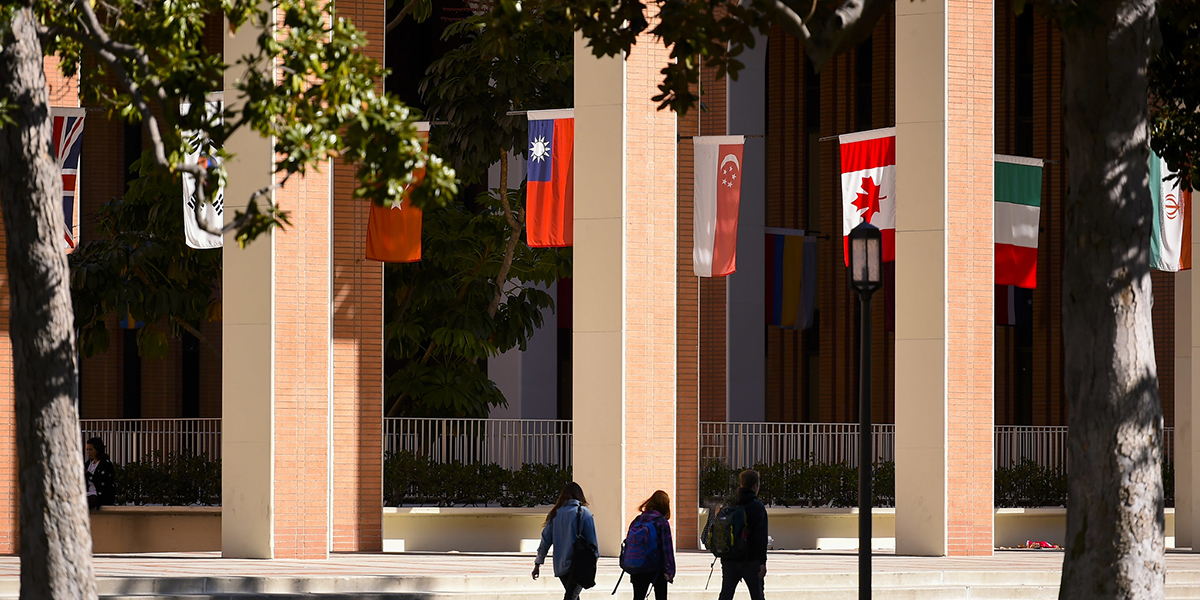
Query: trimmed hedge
700 459 896 508
383 451 571 507
114 450 220 506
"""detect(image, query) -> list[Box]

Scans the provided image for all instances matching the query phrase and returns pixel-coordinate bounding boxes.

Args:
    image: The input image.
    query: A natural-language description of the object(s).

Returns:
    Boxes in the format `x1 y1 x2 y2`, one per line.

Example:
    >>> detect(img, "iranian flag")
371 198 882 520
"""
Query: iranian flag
994 154 1043 288
840 128 895 266
1151 150 1192 272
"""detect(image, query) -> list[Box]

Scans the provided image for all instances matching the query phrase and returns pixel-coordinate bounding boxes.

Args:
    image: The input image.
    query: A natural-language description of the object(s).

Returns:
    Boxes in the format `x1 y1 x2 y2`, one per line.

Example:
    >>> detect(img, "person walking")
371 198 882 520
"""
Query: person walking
533 482 599 600
717 469 768 600
84 437 116 510
626 490 676 600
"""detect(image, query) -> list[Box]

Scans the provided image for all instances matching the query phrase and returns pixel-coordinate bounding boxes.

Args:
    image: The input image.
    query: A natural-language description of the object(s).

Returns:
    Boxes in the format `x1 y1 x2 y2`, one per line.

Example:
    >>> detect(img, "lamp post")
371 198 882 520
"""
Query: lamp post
848 221 882 600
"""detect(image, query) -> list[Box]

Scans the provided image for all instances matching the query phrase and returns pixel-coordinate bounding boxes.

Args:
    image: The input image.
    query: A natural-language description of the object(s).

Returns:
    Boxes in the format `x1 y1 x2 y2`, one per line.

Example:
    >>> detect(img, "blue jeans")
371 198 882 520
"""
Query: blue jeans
717 559 765 600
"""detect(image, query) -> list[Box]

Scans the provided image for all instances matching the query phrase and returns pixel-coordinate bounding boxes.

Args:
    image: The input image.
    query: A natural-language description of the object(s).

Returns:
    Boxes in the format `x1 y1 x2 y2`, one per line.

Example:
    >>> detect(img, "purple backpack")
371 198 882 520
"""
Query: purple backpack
619 514 662 574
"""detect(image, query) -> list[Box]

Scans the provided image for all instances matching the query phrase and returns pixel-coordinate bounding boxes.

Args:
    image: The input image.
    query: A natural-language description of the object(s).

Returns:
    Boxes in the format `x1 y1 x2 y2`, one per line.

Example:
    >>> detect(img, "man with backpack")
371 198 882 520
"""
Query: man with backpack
707 469 768 600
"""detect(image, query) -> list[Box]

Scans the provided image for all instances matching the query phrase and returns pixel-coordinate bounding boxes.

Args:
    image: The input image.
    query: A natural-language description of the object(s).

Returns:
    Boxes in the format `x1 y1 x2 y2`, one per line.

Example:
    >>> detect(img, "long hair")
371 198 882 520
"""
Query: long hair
86 437 109 461
639 490 671 520
545 482 588 526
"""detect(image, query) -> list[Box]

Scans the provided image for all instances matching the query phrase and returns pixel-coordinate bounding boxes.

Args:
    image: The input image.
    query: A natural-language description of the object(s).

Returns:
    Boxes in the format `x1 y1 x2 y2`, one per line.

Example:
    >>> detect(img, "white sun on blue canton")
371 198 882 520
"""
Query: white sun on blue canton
530 136 551 162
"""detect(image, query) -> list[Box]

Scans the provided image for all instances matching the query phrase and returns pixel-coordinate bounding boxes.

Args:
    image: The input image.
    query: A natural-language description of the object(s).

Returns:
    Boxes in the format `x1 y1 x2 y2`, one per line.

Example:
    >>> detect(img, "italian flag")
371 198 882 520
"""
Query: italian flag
1151 150 1192 272
995 155 1043 289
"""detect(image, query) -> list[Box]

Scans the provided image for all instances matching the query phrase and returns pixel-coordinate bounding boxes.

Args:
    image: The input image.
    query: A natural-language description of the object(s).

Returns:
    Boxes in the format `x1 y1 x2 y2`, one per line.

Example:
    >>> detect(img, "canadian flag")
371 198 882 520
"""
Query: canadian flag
840 127 896 266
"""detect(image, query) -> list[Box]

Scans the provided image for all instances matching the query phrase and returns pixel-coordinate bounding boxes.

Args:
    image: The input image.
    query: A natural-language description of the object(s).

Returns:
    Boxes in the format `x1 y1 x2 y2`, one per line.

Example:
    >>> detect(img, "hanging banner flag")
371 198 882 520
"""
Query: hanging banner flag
694 135 745 277
526 109 574 247
995 284 1033 327
1151 149 1192 272
764 227 816 329
995 154 1043 288
51 107 86 249
181 101 224 250
366 122 428 262
839 128 895 266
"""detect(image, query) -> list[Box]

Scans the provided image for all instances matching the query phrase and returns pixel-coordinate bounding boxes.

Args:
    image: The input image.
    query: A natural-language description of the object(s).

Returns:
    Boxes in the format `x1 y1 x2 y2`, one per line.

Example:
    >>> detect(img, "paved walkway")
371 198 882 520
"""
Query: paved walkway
0 548 1163 578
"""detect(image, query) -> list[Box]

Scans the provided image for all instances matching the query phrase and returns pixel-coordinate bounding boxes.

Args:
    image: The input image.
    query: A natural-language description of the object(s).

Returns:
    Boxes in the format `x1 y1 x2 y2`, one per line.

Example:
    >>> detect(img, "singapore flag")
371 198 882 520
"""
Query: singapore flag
694 136 745 277
839 127 896 265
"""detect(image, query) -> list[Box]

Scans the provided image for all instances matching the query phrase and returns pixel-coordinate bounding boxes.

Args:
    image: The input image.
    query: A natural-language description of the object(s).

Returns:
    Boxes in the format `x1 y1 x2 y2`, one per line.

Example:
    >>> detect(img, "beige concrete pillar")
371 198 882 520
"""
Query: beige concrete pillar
573 23 678 555
221 11 276 558
1177 269 1193 548
221 7 333 558
894 0 994 556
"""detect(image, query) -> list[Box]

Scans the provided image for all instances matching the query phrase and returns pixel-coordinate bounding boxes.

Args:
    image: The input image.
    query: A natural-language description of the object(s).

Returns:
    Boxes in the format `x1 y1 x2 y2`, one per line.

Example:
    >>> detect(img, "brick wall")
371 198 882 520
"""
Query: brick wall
762 5 1176 429
270 4 331 559
623 5 678 533
330 0 384 552
943 0 994 556
676 59 701 550
765 14 898 426
698 56 729 424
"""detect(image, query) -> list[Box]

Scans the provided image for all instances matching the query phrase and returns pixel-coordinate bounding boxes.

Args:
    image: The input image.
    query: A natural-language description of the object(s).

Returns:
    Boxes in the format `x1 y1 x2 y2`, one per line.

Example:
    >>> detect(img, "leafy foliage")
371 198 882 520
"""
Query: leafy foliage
37 0 456 248
114 450 221 506
383 2 573 418
1150 0 1200 189
994 459 1067 508
70 154 221 360
420 2 574 182
384 187 570 417
700 458 895 508
383 451 570 506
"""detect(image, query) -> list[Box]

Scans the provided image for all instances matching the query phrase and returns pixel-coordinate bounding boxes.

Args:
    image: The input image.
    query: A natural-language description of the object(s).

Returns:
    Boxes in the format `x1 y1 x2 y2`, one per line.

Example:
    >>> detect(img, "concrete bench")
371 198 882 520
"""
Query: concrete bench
90 505 220 554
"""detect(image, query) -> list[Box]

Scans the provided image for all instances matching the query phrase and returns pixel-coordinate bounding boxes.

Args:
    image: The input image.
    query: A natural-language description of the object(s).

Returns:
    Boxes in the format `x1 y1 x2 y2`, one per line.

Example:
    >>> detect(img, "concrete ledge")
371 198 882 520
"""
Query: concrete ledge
995 507 1175 549
383 506 552 553
90 506 221 554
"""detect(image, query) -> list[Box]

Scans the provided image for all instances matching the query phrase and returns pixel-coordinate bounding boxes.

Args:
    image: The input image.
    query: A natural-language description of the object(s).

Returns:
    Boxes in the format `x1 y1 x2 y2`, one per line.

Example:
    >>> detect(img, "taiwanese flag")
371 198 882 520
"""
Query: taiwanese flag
51 107 86 249
694 136 745 277
366 123 428 262
526 109 574 247
839 128 895 266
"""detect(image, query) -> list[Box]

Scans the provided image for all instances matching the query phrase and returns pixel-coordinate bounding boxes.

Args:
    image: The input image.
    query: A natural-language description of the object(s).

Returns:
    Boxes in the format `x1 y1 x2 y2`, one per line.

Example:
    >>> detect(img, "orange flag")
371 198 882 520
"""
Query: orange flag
366 125 428 262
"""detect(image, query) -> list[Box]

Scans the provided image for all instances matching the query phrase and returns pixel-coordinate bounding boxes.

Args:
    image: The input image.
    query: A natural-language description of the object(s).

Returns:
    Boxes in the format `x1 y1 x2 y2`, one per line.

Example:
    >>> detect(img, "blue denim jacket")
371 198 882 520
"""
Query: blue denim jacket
535 500 598 578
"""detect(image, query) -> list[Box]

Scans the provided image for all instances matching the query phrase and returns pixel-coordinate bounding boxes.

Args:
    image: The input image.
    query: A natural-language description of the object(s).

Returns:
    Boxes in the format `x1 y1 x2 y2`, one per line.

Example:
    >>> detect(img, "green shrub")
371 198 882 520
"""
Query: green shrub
114 450 220 506
382 451 570 507
1164 460 1175 508
994 458 1067 507
701 458 894 508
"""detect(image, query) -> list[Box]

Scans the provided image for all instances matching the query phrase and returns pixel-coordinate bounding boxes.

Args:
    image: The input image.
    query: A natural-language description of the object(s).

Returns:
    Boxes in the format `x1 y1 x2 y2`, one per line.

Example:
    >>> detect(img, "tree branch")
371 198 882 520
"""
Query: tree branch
170 316 220 358
385 0 419 33
489 154 523 318
764 0 892 72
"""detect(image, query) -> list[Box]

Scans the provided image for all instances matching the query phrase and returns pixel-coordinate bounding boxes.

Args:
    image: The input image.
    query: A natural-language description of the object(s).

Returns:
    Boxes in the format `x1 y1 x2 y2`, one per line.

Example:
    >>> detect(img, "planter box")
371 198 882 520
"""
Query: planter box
89 506 221 554
995 507 1175 549
383 506 550 553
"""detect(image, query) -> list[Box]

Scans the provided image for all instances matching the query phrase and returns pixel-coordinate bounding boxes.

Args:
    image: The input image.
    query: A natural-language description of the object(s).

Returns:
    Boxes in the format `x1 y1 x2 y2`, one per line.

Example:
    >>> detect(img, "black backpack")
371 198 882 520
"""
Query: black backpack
704 503 748 560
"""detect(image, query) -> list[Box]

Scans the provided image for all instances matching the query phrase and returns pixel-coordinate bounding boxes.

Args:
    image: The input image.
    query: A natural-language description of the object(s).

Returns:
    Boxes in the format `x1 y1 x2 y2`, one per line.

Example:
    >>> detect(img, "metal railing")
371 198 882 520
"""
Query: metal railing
79 418 221 465
383 417 572 470
700 421 895 469
75 418 1176 473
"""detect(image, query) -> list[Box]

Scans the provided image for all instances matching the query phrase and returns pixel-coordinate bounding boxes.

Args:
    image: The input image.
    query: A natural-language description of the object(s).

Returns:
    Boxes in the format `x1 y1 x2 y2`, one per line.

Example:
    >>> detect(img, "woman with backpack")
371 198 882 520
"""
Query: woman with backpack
622 490 676 600
533 482 599 600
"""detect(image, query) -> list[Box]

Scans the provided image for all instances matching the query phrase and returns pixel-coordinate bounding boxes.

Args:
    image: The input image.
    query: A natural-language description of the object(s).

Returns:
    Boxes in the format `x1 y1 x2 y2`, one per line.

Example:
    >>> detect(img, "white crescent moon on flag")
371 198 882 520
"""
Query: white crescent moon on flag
721 154 740 172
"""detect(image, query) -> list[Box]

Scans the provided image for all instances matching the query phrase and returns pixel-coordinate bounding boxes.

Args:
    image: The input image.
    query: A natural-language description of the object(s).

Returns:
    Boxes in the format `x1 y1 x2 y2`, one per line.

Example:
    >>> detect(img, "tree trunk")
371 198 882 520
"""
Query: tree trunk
1059 1 1164 597
0 9 98 600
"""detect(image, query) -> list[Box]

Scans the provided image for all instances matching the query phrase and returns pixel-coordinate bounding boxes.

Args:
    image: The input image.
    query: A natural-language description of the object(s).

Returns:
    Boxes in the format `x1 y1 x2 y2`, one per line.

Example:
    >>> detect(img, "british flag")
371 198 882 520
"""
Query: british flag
51 108 86 249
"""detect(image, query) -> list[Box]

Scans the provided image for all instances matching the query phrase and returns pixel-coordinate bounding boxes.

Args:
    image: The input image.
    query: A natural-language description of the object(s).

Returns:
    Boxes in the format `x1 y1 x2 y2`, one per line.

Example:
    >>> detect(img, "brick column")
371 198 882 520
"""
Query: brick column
222 5 333 559
0 206 14 554
574 15 678 554
1178 269 1193 548
894 0 994 555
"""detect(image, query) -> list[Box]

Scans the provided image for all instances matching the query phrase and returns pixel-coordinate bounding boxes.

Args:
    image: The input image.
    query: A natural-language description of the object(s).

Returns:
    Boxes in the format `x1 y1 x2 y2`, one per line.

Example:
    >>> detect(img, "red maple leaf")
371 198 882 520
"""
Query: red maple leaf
852 176 886 223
